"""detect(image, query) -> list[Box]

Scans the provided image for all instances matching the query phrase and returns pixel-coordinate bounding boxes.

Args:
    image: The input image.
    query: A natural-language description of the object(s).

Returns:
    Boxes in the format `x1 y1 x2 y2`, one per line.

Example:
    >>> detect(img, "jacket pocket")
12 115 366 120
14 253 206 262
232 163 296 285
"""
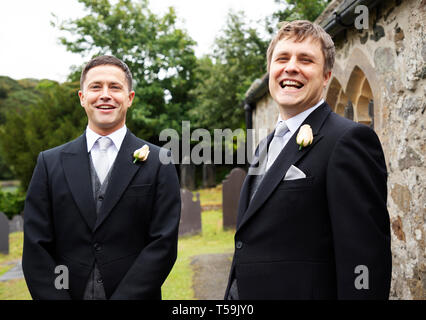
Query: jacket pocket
123 184 152 197
277 176 314 190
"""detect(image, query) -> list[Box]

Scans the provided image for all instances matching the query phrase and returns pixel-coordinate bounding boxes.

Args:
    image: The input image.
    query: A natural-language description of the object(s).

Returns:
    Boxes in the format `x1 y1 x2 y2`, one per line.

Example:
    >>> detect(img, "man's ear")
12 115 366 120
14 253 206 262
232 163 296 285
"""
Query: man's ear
128 90 136 107
78 90 85 107
323 71 332 87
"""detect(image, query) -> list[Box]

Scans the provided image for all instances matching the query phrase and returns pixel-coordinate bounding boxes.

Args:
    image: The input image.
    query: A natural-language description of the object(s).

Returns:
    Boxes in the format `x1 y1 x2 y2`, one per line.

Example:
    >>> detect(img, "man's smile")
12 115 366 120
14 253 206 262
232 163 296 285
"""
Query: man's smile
95 104 117 111
279 78 304 89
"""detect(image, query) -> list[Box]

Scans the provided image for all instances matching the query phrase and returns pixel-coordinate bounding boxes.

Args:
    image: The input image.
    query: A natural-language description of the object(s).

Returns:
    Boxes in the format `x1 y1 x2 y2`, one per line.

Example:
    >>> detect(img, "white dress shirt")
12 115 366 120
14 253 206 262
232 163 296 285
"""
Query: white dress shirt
86 125 127 169
274 99 324 150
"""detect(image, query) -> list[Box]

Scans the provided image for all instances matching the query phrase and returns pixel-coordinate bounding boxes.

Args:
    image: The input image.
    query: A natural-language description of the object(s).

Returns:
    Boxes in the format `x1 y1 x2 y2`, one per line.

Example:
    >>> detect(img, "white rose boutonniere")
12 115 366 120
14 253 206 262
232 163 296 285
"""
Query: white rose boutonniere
296 124 313 150
133 144 150 163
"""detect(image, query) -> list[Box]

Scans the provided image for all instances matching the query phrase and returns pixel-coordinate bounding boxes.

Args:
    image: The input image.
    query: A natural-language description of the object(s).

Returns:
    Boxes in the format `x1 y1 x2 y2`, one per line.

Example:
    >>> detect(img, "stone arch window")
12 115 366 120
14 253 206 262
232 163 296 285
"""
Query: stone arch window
326 77 348 117
346 66 374 128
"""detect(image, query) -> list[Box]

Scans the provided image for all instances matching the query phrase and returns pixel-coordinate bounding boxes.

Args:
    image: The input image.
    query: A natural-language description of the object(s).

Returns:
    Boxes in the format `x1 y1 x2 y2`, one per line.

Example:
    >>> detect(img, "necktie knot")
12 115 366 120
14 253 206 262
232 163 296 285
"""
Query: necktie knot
274 121 288 137
98 137 112 152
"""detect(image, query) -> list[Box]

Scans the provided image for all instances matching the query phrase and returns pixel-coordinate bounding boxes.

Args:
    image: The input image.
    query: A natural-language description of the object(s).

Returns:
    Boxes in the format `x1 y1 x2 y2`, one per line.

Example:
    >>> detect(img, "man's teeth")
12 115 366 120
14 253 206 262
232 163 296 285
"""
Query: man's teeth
97 106 114 109
281 80 303 88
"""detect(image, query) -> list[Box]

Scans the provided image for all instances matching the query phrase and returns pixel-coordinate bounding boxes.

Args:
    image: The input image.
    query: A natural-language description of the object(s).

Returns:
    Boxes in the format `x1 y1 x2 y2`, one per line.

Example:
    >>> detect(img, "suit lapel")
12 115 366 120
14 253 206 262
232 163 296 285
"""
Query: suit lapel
236 132 273 228
94 130 142 232
62 134 97 230
237 103 331 231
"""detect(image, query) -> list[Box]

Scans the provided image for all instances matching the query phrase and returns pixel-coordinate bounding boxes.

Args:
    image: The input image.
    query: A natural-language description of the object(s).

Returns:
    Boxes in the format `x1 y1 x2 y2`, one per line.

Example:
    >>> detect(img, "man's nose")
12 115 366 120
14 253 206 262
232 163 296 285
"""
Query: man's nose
284 56 300 74
100 86 111 100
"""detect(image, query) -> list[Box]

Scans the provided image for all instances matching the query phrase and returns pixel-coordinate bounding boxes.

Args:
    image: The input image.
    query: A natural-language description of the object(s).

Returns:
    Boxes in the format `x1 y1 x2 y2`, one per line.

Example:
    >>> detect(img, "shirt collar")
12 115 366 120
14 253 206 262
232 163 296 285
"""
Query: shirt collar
277 99 324 135
86 125 127 152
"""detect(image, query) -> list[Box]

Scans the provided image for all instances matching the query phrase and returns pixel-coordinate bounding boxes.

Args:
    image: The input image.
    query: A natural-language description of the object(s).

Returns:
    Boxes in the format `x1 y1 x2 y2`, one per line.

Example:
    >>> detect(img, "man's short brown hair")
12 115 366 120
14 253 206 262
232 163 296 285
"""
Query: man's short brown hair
266 20 335 75
80 55 133 91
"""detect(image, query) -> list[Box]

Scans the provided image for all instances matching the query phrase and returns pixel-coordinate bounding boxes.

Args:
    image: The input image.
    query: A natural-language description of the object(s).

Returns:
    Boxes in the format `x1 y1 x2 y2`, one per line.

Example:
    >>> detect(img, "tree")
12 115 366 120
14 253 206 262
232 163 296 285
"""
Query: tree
266 0 332 34
0 76 45 125
0 82 86 190
0 77 56 179
190 11 268 131
54 0 198 143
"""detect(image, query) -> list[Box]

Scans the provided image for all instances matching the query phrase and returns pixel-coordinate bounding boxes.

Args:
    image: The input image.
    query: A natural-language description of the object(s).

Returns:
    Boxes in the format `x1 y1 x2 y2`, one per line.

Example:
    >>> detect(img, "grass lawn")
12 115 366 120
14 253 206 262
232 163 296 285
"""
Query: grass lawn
0 232 31 300
162 209 234 299
0 186 235 300
194 185 222 207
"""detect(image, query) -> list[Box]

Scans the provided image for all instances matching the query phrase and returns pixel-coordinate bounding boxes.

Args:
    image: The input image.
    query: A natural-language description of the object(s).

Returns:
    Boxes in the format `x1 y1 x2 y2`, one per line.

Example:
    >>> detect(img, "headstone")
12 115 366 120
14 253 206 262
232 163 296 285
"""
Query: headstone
0 211 9 254
179 189 202 236
180 156 196 190
222 168 247 229
202 163 216 188
9 214 24 233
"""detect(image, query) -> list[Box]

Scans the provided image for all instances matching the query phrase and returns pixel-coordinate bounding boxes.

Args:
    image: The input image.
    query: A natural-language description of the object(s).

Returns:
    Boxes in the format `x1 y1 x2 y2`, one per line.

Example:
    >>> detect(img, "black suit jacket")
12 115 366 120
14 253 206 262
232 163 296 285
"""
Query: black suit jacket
22 129 181 300
225 103 391 299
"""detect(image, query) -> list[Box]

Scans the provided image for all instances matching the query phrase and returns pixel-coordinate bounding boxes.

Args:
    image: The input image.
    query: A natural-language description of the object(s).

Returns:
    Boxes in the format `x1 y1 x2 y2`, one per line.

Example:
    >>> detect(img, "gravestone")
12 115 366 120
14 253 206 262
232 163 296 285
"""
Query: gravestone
9 214 24 233
222 168 247 229
179 189 202 236
180 156 196 190
0 212 9 254
202 163 216 188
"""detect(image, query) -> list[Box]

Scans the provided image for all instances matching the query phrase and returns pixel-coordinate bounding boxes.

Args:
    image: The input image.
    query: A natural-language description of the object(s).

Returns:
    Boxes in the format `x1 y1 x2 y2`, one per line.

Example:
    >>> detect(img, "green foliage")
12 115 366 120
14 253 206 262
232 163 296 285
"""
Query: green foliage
0 76 22 93
0 82 86 190
54 0 198 142
0 76 47 122
0 76 52 179
266 0 332 34
0 155 13 180
190 11 268 132
0 190 25 219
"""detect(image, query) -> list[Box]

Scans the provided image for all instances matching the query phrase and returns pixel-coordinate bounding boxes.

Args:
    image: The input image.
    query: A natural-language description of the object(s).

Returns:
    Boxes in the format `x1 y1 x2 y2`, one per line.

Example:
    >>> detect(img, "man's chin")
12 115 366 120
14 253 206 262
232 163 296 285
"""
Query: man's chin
276 100 304 110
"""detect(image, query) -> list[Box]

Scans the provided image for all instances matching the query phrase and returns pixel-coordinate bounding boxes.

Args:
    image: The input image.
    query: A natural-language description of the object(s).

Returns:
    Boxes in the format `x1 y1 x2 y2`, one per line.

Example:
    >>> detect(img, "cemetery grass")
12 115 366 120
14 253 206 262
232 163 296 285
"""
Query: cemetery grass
195 184 222 207
0 232 31 300
0 186 234 300
0 232 24 276
162 209 234 299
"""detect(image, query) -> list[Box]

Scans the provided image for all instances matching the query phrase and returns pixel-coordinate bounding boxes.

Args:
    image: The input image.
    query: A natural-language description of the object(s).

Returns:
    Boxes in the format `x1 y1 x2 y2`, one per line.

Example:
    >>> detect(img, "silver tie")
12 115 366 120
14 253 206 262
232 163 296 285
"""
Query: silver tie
94 137 112 184
266 121 288 171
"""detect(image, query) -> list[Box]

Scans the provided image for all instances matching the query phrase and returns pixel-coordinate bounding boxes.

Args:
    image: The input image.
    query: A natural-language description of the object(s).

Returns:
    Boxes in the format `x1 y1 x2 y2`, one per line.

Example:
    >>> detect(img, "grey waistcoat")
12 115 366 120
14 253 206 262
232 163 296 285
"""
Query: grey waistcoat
82 154 115 300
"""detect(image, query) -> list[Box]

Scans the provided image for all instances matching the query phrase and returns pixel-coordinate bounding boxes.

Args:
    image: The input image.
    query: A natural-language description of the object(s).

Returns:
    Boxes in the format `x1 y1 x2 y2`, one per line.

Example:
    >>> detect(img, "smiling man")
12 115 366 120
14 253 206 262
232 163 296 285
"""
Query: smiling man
225 21 392 300
22 55 181 300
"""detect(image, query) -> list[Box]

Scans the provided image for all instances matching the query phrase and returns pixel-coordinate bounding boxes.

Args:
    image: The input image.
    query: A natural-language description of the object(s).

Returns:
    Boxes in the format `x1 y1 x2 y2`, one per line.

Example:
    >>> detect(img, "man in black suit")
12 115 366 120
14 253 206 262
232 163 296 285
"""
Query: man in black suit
225 20 391 300
22 55 181 300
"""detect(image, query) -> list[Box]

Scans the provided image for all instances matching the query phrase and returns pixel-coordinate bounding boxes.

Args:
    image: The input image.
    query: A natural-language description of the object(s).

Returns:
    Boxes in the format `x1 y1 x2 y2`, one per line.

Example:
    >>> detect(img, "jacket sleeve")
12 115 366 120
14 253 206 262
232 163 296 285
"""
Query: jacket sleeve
326 124 392 299
22 152 71 300
110 158 181 299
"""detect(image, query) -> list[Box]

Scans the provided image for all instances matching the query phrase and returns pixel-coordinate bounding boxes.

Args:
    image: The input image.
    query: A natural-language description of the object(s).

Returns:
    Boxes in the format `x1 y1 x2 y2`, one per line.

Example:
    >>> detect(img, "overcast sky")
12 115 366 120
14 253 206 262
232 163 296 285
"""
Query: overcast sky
0 0 281 82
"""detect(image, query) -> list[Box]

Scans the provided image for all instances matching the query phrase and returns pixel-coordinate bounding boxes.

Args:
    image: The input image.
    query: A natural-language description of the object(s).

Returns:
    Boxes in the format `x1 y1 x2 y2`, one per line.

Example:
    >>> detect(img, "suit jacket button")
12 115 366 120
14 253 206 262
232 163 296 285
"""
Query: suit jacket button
94 243 101 252
97 278 103 284
236 241 243 249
